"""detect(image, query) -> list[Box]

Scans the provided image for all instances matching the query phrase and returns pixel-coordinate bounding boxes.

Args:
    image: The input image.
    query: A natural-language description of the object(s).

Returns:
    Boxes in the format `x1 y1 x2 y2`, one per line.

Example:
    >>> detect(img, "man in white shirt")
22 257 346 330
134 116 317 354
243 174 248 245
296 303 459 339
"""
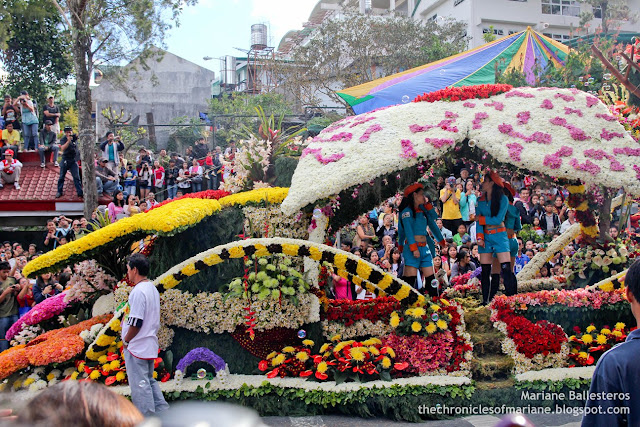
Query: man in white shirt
436 218 453 240
122 253 168 416
559 209 577 234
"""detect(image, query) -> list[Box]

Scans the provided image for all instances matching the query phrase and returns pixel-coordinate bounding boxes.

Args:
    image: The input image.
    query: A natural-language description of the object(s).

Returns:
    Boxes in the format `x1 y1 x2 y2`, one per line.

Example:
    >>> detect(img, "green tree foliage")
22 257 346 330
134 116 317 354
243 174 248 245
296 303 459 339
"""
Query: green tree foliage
48 0 196 217
577 0 638 34
0 2 72 109
208 92 294 147
279 9 468 108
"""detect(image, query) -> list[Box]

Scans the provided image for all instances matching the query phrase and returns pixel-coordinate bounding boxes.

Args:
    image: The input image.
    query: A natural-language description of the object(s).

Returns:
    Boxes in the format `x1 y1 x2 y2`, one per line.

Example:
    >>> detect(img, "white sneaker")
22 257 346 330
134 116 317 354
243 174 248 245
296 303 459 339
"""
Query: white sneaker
14 183 20 190
0 182 3 189
54 161 59 167
41 163 45 168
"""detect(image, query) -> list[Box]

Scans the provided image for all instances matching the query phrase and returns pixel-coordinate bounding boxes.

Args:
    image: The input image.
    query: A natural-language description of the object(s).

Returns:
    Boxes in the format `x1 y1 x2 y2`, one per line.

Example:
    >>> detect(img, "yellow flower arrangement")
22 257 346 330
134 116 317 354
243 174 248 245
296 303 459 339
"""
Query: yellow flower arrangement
349 348 365 362
582 334 594 344
272 354 286 366
390 314 400 328
330 334 341 342
218 187 289 208
362 338 381 346
596 334 607 345
601 328 611 335
115 371 126 381
615 322 626 330
612 330 623 338
282 346 295 354
411 322 422 332
89 370 101 380
295 352 309 362
381 357 391 369
586 325 596 333
368 346 380 355
317 361 328 373
384 347 395 358
302 339 314 347
319 344 330 353
578 351 588 360
266 351 277 360
436 319 448 330
426 322 437 334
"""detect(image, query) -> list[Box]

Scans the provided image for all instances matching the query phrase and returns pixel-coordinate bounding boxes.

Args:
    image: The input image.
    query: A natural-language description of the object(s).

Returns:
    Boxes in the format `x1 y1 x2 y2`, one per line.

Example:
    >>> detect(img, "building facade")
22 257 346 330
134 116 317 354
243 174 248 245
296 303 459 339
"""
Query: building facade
413 0 640 47
92 48 216 149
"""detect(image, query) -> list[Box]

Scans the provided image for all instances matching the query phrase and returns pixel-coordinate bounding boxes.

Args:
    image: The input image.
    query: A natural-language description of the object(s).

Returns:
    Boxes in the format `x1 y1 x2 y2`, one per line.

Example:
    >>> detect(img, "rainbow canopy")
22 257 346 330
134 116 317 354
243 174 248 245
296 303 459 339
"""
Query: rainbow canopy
337 27 570 114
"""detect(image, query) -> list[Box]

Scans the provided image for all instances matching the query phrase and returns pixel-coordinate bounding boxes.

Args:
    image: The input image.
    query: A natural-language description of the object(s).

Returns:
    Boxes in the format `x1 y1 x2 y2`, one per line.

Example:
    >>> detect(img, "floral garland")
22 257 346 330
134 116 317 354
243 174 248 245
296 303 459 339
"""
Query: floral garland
154 238 426 307
413 84 513 103
588 269 627 292
516 276 568 293
23 187 290 278
243 205 308 240
568 323 629 367
517 223 580 281
5 292 69 341
147 189 230 212
282 87 640 216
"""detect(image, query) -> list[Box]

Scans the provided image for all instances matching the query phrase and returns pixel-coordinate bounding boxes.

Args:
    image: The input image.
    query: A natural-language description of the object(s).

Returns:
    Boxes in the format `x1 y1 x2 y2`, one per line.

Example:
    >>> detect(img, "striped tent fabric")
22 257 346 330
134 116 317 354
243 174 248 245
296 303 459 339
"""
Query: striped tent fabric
337 27 569 114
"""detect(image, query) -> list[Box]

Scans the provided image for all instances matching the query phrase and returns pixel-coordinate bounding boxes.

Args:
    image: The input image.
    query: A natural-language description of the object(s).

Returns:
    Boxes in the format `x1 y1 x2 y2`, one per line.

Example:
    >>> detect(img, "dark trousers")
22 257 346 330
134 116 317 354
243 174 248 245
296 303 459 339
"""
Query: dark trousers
0 314 19 351
57 158 83 196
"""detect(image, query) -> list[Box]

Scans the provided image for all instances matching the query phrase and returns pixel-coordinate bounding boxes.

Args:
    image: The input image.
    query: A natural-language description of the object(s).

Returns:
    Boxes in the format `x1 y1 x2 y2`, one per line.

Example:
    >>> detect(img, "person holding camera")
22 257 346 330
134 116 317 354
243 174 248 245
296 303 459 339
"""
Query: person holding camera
14 91 39 151
99 132 125 173
33 272 63 304
56 126 83 198
39 120 60 168
0 261 20 351
138 161 153 200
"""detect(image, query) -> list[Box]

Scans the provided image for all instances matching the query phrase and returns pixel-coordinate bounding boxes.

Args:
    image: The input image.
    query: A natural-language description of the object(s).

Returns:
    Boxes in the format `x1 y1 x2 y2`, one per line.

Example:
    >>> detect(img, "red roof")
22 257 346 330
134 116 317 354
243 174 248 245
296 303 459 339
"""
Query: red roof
0 151 85 213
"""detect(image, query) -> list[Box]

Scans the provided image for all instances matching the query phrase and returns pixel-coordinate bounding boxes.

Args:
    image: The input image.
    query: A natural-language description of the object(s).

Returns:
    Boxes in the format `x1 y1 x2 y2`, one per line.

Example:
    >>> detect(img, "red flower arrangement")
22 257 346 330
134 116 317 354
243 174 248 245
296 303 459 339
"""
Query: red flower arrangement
491 297 567 358
147 189 230 212
413 84 513 103
321 297 400 325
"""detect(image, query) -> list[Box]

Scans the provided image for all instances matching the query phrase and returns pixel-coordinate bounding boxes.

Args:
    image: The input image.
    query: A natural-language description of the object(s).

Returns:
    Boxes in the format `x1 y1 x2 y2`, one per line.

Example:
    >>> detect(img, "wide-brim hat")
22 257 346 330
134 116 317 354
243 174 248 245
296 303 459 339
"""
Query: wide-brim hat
503 181 516 197
403 183 424 197
485 169 505 188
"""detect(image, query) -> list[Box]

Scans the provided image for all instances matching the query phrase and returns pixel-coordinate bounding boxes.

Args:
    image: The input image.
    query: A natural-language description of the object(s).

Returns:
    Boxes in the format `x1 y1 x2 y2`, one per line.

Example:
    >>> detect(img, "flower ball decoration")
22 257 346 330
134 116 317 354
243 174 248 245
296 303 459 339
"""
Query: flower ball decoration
282 86 640 216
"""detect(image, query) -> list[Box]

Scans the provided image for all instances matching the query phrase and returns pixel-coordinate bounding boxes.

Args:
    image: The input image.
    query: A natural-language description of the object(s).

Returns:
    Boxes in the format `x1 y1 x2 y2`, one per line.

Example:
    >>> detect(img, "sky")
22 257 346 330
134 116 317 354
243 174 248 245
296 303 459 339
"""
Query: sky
165 0 319 75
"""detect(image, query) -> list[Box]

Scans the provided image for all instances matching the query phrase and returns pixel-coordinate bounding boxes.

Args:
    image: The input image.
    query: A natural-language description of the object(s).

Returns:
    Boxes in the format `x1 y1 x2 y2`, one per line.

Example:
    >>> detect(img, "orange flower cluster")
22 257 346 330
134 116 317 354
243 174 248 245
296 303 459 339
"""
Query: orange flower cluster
0 345 29 379
0 313 114 379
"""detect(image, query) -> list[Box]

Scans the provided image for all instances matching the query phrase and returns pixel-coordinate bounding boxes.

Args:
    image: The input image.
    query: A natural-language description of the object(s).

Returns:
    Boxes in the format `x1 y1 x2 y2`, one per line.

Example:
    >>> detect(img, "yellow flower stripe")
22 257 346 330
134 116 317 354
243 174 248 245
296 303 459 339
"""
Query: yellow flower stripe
86 305 127 361
586 268 627 292
22 187 290 278
154 238 424 306
218 187 289 208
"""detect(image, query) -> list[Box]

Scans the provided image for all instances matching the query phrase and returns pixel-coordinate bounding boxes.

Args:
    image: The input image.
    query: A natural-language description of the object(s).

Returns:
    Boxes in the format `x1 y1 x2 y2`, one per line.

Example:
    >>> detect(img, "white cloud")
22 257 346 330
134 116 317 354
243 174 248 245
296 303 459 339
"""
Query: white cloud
249 0 318 47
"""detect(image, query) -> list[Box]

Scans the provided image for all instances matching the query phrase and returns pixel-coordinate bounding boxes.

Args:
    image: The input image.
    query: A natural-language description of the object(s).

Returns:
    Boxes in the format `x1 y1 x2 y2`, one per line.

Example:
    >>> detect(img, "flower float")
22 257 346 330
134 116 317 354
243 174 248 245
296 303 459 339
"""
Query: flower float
568 323 629 367
174 347 228 382
282 87 640 215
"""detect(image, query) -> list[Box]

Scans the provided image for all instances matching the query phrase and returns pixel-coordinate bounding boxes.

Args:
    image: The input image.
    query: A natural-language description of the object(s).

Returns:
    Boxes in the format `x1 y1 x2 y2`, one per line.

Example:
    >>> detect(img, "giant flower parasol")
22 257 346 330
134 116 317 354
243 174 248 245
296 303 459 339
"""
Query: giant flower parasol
281 86 640 216
337 27 569 114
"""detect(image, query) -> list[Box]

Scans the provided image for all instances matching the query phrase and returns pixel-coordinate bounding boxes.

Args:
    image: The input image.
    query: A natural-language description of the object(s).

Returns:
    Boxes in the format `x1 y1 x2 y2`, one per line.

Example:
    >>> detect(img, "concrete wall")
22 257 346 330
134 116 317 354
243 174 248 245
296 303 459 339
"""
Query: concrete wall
92 49 216 150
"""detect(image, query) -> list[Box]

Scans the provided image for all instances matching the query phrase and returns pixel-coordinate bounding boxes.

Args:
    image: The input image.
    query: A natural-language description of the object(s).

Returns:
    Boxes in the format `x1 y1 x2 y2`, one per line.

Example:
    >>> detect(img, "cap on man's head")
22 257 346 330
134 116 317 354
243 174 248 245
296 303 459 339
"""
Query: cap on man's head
100 158 109 163
4 149 14 156
44 120 53 126
20 90 28 95
64 125 73 132
47 94 54 99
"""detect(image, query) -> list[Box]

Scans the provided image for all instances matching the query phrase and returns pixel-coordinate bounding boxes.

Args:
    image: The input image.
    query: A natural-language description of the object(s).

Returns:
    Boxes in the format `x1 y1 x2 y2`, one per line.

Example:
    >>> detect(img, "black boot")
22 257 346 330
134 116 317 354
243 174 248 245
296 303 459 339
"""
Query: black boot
502 263 517 296
424 274 437 297
489 273 501 301
480 264 492 305
401 276 417 289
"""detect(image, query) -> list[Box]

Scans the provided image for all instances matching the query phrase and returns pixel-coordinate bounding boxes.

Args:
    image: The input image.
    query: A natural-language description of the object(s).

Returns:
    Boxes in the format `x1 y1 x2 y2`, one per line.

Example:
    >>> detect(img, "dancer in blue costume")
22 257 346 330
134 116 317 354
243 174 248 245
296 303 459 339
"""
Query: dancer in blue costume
487 182 522 297
397 183 446 297
476 170 512 304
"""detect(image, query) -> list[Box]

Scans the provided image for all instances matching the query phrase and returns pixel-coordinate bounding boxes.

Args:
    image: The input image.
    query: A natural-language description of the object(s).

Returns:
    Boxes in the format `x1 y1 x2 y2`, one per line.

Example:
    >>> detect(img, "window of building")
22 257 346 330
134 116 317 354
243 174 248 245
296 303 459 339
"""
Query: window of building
541 0 580 17
428 13 438 22
508 30 517 35
543 32 571 41
483 27 504 35
593 5 602 19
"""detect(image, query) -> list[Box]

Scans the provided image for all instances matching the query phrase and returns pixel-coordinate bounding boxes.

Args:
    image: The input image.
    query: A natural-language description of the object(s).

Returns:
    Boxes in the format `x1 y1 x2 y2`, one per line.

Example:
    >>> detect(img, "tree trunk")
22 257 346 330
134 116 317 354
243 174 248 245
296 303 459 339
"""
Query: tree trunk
599 192 612 241
72 33 97 218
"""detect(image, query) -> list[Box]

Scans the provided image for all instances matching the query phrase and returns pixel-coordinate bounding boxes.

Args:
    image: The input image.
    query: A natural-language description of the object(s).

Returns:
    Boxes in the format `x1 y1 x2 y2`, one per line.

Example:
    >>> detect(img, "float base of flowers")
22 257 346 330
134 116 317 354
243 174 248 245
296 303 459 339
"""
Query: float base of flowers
105 373 472 397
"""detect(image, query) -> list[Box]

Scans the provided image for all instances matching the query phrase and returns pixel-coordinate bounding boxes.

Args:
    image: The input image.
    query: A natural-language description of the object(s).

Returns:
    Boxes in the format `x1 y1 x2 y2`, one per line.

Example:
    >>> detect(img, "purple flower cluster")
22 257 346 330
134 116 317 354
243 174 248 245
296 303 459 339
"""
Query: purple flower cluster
564 107 583 117
516 111 531 125
400 139 418 159
586 96 599 108
505 90 534 99
463 102 476 108
473 112 489 129
349 116 376 128
499 123 552 145
540 99 554 110
175 347 227 373
506 142 524 162
569 158 601 176
554 93 575 102
595 113 617 122
425 138 455 149
484 101 504 111
600 129 625 141
613 147 640 156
